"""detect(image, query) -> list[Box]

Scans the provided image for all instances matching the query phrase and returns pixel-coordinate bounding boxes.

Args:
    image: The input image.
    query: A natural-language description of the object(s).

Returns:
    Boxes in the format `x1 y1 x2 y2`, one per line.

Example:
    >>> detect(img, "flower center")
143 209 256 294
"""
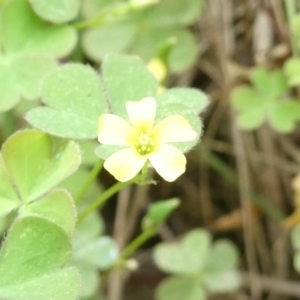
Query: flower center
135 133 155 155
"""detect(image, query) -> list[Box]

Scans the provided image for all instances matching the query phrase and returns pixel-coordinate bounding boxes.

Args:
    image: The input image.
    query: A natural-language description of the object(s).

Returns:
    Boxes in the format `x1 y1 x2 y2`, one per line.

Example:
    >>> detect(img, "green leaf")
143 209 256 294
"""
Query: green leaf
142 198 180 230
81 0 120 19
2 130 81 202
268 101 300 133
142 0 204 27
12 55 58 99
19 188 77 237
236 106 266 130
251 67 271 96
1 0 77 57
26 63 108 139
167 30 198 73
29 0 80 23
0 155 20 217
202 240 241 292
73 236 118 270
72 212 104 247
156 88 208 114
0 56 20 112
203 269 241 293
131 28 198 73
230 86 265 110
154 229 211 276
72 261 99 298
251 67 288 98
82 21 137 63
0 217 77 291
0 267 80 300
71 213 116 298
0 55 57 112
283 57 300 86
95 145 126 160
156 277 206 300
101 54 158 117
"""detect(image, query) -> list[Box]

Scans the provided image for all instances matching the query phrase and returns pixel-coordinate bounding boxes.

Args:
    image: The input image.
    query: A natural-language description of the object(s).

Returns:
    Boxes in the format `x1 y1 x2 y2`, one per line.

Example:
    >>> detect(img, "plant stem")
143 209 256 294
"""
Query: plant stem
284 0 298 57
78 174 143 223
75 159 103 204
119 229 156 260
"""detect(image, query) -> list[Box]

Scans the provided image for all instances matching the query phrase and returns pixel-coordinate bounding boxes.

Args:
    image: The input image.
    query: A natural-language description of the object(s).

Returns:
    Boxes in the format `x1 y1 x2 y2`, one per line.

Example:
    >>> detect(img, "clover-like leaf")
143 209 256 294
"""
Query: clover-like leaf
101 54 158 117
141 0 204 27
19 188 77 238
29 0 80 24
26 64 108 139
231 67 300 132
82 21 137 63
0 217 80 300
251 68 288 98
0 130 81 216
156 277 205 300
268 101 300 133
1 0 77 57
156 88 208 114
71 213 118 298
80 0 202 74
0 55 57 112
131 28 198 73
202 240 241 292
283 57 300 87
154 229 211 276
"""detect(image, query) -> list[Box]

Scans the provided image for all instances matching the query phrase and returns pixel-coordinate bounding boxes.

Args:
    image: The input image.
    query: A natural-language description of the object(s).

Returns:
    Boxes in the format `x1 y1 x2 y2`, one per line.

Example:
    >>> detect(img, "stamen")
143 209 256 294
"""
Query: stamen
135 133 154 155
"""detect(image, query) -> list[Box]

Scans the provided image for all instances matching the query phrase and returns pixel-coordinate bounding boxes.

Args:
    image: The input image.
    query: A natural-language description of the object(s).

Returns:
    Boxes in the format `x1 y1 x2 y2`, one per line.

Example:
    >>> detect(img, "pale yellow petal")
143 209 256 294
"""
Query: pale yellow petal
152 115 197 144
98 114 135 146
148 144 186 182
104 148 147 182
126 97 156 131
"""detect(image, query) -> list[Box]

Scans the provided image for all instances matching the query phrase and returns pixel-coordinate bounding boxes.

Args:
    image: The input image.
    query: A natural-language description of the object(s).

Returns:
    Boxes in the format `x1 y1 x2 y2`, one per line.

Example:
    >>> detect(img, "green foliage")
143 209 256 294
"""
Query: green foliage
1 0 76 57
154 229 241 300
142 198 180 231
0 1 211 298
71 212 118 298
81 0 203 73
0 130 81 217
231 67 300 132
26 63 108 139
29 0 81 24
284 57 300 86
0 216 80 300
0 0 77 112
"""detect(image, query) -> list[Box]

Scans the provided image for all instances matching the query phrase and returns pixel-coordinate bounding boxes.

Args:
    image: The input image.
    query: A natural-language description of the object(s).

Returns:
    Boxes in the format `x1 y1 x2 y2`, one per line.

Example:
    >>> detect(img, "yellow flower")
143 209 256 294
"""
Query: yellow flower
98 97 197 182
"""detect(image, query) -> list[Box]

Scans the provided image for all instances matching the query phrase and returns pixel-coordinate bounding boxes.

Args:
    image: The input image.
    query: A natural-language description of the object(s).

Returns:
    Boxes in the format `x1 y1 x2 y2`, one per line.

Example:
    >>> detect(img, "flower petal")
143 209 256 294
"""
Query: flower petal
98 114 135 146
152 115 197 143
104 148 147 182
148 144 187 182
126 97 156 131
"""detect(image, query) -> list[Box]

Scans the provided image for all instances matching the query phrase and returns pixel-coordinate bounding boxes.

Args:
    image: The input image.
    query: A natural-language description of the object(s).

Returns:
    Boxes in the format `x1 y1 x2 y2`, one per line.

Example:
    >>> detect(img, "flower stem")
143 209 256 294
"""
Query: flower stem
77 174 143 223
119 229 156 260
75 159 103 204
